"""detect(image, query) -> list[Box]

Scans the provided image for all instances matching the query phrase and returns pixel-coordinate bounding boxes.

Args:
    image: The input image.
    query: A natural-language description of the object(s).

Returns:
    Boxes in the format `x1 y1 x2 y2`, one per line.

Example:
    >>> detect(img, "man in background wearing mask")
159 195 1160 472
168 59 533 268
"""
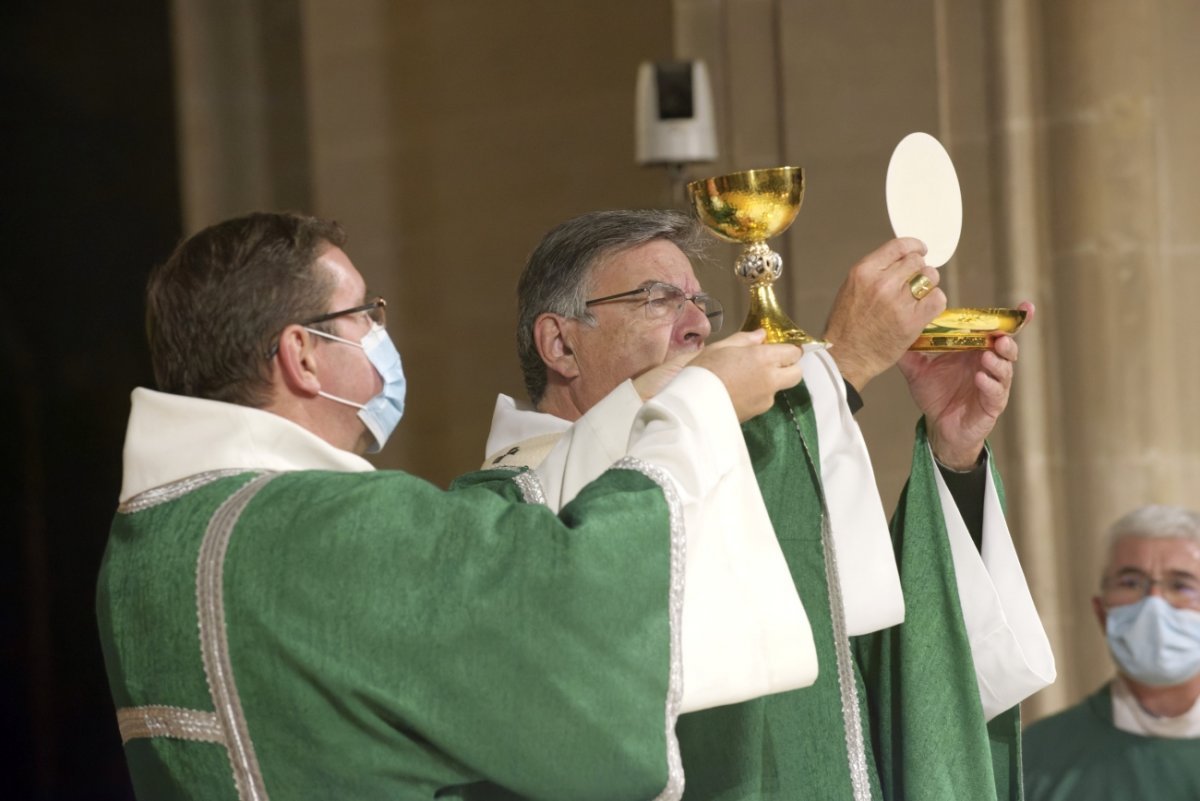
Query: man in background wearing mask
96 211 819 800
1024 504 1200 800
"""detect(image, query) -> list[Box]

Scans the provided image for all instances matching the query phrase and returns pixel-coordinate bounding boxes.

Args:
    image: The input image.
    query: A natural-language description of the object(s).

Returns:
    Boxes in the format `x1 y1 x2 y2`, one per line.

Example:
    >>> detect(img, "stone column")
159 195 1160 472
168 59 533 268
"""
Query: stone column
170 0 312 230
984 0 1072 717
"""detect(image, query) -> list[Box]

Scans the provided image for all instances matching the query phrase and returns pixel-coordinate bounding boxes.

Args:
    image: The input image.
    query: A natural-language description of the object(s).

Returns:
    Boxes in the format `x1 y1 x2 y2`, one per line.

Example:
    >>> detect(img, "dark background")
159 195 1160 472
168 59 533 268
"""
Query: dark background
3 2 180 797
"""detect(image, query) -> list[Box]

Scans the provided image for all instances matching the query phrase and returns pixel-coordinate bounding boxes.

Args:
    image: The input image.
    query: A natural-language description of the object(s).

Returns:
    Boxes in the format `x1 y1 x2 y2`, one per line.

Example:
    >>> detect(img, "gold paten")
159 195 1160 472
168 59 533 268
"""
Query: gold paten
687 167 826 348
911 307 1028 351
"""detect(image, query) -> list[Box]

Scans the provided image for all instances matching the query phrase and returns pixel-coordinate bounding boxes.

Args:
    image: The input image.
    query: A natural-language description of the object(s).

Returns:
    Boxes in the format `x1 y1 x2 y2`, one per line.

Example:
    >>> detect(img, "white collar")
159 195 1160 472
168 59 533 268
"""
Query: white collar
1111 676 1200 738
483 393 571 458
119 387 374 502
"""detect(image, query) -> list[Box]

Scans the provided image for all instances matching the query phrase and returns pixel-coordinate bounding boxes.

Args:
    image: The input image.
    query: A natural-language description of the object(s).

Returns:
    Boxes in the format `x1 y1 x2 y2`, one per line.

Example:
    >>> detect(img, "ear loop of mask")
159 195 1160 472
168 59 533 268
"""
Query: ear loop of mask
305 327 368 410
303 323 407 453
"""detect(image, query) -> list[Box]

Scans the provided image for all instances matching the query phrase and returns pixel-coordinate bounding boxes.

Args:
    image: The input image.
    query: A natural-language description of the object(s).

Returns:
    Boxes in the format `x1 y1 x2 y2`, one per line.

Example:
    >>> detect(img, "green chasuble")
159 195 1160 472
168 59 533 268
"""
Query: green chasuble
98 465 684 800
854 420 1022 801
675 385 1021 801
1023 685 1200 801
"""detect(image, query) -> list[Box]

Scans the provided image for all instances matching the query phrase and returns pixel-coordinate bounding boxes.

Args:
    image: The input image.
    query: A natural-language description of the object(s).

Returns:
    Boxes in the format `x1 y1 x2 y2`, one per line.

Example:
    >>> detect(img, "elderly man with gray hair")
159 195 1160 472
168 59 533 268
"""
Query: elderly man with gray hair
483 209 1055 801
1024 504 1200 800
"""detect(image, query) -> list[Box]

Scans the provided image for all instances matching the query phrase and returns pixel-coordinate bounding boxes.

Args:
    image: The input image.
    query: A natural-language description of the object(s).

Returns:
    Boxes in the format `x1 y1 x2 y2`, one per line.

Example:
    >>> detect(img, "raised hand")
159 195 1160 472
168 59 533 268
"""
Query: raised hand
822 238 947 391
898 301 1035 469
689 330 804 422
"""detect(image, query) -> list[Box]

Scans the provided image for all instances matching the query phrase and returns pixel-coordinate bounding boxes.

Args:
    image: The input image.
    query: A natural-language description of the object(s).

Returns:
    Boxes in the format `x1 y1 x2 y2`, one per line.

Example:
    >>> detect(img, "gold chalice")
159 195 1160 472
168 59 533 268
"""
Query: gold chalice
687 166 827 348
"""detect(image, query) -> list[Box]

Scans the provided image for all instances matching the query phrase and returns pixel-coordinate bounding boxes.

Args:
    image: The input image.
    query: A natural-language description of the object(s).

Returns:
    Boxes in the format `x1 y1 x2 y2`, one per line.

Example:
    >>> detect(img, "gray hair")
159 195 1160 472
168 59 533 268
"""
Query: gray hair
516 209 709 405
1104 504 1200 580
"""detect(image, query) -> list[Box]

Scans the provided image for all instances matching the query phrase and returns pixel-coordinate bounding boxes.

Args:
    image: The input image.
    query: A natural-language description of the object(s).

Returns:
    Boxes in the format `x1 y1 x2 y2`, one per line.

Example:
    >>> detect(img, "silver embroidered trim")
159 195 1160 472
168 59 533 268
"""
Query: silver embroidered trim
613 456 686 801
786 401 873 801
118 469 252 514
197 472 278 801
511 469 548 506
819 500 873 801
117 704 224 745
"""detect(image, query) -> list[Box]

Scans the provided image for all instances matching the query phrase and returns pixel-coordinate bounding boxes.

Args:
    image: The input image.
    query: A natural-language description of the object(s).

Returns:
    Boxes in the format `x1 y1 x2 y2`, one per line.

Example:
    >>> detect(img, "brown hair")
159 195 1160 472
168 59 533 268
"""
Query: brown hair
146 211 346 407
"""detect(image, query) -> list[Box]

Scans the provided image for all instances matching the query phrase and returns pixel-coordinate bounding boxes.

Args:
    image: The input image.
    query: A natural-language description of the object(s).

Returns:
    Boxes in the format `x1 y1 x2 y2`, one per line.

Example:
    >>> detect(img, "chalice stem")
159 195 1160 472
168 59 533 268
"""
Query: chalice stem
743 282 821 347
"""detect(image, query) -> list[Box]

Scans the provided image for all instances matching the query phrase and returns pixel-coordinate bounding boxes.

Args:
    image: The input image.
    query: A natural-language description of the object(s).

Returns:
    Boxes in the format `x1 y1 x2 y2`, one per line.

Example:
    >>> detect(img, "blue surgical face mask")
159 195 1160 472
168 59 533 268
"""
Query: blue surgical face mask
1105 595 1200 686
306 323 406 453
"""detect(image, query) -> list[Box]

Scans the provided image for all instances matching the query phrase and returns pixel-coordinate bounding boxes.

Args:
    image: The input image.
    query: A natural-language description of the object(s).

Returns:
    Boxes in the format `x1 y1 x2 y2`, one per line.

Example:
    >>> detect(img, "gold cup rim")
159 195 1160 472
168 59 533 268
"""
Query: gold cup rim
686 166 806 244
685 165 805 193
924 307 1027 334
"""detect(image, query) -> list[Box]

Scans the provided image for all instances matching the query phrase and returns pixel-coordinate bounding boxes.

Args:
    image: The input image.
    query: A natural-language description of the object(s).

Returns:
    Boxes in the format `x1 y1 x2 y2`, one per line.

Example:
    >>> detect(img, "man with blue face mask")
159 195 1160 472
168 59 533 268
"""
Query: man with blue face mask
1024 504 1200 800
96 211 822 799
297 305 406 453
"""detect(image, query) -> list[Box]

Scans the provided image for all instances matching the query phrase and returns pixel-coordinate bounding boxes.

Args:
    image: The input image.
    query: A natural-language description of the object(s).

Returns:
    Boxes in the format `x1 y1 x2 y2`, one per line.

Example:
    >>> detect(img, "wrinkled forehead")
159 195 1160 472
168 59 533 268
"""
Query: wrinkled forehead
588 239 701 296
1107 535 1200 574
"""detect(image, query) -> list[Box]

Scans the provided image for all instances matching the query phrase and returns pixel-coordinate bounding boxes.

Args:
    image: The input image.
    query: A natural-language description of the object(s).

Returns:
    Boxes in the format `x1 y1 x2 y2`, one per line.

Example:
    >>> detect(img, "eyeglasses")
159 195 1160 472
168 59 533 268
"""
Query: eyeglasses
303 297 387 329
266 297 387 359
1103 569 1200 609
584 282 723 335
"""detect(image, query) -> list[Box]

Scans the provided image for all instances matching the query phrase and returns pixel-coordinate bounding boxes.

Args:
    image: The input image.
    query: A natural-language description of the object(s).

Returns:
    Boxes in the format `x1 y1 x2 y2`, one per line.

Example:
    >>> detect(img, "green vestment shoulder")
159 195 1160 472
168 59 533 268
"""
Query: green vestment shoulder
98 465 684 800
1023 685 1200 801
675 386 1022 801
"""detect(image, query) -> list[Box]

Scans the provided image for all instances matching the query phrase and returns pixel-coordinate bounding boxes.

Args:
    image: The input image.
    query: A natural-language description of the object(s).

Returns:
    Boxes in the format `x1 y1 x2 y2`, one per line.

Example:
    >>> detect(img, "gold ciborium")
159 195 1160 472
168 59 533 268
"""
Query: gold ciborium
687 166 827 348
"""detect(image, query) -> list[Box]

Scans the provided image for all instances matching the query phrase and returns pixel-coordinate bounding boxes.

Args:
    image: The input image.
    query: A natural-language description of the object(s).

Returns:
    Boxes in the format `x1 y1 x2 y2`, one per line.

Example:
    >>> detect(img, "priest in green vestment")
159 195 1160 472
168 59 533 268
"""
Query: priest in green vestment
483 210 1055 800
96 211 828 800
1024 505 1200 800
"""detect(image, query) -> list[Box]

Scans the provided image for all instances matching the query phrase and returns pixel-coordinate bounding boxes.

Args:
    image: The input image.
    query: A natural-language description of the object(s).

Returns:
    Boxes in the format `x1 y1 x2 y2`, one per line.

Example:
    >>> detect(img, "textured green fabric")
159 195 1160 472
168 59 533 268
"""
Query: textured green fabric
855 418 1021 801
675 385 882 800
98 466 680 800
1023 685 1200 801
98 474 260 801
677 390 1021 800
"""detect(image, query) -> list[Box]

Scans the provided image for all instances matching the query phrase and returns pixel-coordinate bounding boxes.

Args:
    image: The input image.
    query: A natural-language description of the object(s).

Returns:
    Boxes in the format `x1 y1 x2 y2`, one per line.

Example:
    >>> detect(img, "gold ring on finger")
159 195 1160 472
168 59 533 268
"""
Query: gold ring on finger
907 273 934 301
